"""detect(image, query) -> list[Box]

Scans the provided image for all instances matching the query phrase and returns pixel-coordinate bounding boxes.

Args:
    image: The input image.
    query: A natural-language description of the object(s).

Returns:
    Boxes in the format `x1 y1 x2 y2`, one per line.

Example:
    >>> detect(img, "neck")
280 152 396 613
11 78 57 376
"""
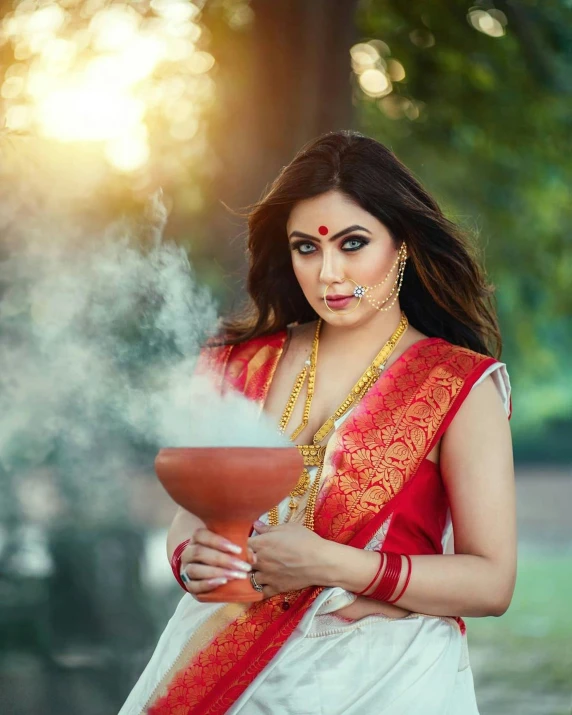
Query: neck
319 304 405 357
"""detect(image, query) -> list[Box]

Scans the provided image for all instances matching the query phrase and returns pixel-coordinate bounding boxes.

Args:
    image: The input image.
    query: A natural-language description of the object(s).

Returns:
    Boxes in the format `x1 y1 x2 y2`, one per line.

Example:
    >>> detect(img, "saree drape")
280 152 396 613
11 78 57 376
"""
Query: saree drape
122 329 509 715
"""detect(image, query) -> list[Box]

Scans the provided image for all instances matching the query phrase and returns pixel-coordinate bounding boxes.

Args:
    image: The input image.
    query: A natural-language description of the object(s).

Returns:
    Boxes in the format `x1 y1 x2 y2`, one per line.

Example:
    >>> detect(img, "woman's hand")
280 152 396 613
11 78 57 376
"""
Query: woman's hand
247 520 334 598
180 528 256 597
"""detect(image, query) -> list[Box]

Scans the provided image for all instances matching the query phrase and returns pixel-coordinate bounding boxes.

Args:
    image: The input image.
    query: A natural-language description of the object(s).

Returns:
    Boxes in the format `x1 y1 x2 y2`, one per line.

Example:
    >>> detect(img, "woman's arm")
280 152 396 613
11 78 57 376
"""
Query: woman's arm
166 507 205 561
322 375 517 617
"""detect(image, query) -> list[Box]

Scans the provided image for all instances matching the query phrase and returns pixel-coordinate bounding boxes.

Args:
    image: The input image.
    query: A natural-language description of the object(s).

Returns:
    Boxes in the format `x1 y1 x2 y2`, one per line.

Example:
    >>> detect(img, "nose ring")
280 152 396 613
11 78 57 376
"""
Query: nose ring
324 279 365 315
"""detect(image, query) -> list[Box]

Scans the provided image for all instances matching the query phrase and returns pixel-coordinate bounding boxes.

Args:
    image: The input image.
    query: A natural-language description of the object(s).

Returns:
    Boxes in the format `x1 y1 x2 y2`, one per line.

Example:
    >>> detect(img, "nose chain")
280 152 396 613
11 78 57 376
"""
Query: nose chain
362 242 408 312
364 242 407 292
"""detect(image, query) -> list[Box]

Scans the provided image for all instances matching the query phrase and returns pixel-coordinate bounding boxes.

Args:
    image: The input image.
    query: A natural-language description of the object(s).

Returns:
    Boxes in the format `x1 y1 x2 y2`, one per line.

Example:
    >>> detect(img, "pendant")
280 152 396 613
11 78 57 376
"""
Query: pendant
297 445 326 466
292 468 311 496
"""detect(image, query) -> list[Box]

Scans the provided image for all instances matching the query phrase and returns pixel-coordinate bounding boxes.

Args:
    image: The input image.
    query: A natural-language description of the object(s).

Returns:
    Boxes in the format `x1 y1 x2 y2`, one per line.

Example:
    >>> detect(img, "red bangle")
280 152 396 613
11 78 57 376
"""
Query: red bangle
356 552 384 596
170 538 193 591
387 554 412 604
370 552 402 602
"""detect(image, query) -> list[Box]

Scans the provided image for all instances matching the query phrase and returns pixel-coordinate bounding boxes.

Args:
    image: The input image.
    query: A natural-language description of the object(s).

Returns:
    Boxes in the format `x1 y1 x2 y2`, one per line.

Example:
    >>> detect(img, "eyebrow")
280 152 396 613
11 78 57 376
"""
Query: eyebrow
288 224 372 242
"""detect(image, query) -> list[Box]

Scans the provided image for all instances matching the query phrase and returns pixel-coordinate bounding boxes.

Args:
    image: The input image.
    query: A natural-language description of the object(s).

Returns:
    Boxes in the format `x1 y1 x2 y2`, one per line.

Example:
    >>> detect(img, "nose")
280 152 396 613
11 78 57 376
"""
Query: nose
319 248 345 288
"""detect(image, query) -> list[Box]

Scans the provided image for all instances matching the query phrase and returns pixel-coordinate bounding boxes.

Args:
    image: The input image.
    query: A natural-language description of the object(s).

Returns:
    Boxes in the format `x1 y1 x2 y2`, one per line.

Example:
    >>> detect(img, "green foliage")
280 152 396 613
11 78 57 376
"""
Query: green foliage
355 1 572 451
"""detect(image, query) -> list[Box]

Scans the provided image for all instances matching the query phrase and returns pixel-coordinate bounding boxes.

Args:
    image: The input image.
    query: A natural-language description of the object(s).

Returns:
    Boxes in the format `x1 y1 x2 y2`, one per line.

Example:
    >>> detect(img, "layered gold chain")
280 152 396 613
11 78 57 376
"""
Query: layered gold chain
282 319 321 440
269 312 409 530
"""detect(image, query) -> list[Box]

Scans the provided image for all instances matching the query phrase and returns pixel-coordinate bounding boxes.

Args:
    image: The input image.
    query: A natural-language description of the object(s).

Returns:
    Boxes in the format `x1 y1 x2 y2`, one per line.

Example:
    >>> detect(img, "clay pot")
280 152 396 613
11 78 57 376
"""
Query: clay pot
155 447 303 602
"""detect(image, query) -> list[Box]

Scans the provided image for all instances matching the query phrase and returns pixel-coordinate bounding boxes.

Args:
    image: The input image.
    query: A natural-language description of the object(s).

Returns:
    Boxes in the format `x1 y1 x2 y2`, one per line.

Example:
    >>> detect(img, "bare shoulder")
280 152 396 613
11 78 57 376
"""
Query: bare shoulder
388 324 429 364
404 325 429 350
407 325 429 343
283 321 317 364
288 320 317 342
441 373 512 467
453 373 506 420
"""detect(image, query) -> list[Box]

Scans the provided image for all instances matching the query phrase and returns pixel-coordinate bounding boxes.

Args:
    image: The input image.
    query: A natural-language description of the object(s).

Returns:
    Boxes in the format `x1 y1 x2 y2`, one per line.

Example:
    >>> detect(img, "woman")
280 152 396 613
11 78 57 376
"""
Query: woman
120 130 516 714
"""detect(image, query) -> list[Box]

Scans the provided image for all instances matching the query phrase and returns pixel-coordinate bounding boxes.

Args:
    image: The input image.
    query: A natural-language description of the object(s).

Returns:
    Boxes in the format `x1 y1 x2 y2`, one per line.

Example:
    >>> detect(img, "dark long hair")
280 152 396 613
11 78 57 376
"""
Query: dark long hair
216 130 501 358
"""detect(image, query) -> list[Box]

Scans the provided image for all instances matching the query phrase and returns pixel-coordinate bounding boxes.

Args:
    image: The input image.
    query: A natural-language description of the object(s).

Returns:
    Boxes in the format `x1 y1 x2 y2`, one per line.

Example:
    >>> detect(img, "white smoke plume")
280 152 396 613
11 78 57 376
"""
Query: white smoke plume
0 182 287 525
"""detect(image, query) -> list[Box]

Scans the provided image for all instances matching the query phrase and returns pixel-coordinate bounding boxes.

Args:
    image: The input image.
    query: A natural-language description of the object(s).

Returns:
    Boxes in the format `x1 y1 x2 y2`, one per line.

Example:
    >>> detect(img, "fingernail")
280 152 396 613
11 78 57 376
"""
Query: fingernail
180 572 188 583
208 577 228 586
222 542 242 555
231 559 252 572
225 571 248 580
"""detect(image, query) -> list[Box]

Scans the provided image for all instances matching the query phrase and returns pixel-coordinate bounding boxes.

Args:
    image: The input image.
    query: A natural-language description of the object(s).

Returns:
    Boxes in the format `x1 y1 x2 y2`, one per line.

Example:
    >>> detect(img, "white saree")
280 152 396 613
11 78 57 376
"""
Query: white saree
119 361 510 715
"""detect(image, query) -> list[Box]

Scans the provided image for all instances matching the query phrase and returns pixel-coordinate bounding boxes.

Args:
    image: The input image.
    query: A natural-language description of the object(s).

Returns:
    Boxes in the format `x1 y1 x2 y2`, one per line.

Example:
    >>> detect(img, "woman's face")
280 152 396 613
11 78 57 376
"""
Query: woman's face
286 189 402 327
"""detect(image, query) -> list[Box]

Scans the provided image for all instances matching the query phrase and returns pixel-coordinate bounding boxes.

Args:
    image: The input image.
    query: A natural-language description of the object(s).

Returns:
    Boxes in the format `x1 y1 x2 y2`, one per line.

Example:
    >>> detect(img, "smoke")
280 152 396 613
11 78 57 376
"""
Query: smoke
0 186 287 526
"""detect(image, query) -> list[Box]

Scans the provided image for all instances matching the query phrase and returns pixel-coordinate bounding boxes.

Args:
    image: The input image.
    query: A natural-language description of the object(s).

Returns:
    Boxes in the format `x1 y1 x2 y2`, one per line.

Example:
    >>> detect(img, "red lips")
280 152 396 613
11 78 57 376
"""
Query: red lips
325 294 352 301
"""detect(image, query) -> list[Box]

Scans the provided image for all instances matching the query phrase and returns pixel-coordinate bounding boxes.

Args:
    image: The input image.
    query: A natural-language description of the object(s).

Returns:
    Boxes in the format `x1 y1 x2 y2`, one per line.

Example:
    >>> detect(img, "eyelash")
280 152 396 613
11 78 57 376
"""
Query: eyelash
291 237 369 255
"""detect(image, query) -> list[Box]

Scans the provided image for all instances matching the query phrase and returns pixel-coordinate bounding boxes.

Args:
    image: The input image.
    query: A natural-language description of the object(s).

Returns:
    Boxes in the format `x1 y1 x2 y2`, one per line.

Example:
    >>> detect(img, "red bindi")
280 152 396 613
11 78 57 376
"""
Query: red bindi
318 225 329 236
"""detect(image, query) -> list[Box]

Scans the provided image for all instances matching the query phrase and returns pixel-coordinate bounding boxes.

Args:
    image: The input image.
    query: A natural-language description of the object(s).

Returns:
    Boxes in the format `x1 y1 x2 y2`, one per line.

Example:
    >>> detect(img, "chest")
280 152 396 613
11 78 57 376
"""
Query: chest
262 347 368 446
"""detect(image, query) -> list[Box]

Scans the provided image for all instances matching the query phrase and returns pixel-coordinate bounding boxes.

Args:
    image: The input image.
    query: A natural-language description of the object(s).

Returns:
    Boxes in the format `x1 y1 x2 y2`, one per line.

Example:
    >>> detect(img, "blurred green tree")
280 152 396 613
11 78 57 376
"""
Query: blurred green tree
353 0 572 456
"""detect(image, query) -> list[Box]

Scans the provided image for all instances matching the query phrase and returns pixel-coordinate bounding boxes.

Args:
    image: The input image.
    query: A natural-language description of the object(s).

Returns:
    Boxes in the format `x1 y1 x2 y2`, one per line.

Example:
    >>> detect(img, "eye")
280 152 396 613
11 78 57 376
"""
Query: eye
342 237 369 251
291 242 316 255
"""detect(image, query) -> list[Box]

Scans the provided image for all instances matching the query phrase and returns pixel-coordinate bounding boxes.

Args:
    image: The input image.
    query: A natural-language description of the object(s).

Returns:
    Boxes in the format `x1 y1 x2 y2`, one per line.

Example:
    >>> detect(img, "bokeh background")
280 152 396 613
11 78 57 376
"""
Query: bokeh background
0 1 571 714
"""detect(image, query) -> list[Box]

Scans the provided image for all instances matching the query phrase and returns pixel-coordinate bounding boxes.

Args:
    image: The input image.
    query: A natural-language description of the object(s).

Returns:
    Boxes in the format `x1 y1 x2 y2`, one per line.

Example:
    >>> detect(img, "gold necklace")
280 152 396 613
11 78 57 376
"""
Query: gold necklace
269 312 409 529
280 318 321 440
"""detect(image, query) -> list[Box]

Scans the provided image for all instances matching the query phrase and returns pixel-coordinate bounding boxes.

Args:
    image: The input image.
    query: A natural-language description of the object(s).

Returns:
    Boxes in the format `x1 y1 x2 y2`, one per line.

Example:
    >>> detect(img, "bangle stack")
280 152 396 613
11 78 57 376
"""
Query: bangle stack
387 554 412 604
356 552 413 605
356 552 384 596
170 538 192 591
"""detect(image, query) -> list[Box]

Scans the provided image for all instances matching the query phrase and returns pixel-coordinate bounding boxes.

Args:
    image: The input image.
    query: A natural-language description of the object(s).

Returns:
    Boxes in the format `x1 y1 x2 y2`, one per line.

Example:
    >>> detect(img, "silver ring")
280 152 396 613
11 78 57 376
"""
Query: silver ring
250 571 264 592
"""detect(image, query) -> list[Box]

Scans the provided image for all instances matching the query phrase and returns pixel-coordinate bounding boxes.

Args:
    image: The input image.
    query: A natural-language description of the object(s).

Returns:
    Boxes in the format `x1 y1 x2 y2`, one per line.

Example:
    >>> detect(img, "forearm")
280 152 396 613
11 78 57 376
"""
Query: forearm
322 542 514 618
166 507 205 561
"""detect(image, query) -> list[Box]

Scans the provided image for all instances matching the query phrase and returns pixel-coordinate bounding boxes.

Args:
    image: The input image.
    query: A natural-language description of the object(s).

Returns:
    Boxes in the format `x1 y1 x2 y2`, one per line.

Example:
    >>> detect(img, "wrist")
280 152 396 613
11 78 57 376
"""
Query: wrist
319 540 379 592
319 539 343 587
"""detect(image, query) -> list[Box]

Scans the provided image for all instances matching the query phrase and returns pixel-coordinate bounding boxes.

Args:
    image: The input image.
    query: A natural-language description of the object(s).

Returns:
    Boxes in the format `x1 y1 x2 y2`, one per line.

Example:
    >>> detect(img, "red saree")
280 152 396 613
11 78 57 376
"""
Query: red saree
148 329 498 715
